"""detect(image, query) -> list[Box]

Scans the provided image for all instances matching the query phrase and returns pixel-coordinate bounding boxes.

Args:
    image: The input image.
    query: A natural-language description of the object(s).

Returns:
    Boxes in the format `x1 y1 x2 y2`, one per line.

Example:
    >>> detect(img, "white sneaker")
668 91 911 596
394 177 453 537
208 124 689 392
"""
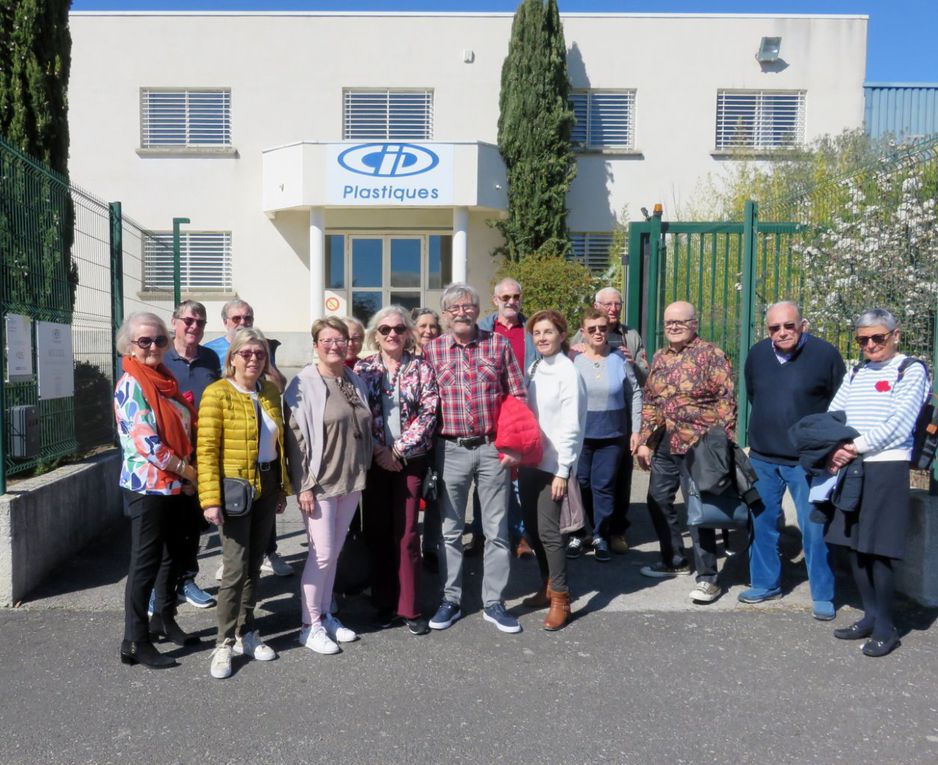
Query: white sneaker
233 630 276 661
323 613 358 643
299 624 340 655
210 645 232 679
689 581 722 604
215 562 224 581
261 552 294 577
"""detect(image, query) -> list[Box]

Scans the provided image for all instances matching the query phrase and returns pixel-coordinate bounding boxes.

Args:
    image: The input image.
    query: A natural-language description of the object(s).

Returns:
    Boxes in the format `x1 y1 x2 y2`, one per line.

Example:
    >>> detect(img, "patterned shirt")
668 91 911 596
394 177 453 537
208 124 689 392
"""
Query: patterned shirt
354 351 440 458
114 372 193 494
638 335 737 455
424 328 526 438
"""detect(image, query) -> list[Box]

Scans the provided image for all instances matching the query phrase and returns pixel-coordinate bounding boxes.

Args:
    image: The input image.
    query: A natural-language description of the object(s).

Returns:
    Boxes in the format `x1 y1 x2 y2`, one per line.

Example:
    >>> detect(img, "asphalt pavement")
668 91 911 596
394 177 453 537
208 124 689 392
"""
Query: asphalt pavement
2 474 937 765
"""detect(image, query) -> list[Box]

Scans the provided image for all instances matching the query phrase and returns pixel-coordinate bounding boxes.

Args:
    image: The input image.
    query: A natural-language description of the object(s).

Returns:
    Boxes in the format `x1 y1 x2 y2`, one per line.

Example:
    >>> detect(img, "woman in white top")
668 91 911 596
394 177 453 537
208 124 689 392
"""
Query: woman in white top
518 310 587 631
825 308 930 657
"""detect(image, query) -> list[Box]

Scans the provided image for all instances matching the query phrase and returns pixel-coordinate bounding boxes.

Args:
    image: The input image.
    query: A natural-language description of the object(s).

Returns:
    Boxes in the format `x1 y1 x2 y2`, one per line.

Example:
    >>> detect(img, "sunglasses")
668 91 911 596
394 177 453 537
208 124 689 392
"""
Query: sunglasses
585 325 609 334
497 293 521 303
178 317 206 328
767 321 799 334
855 332 893 347
377 324 407 337
228 314 254 325
236 349 267 360
132 335 168 349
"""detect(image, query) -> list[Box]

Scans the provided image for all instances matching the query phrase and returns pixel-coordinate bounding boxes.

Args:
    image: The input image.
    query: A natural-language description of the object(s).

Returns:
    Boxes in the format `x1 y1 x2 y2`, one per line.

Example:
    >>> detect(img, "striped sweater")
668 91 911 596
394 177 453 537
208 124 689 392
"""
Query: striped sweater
827 354 930 461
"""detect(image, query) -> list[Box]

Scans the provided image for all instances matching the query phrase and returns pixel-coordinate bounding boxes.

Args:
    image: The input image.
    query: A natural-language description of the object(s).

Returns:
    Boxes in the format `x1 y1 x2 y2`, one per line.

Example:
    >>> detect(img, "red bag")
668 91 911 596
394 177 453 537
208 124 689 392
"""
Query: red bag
494 394 543 467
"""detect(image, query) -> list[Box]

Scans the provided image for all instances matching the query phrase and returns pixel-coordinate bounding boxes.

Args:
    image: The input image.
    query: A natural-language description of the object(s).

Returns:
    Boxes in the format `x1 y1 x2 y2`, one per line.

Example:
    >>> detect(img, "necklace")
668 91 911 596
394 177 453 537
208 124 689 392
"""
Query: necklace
382 352 408 397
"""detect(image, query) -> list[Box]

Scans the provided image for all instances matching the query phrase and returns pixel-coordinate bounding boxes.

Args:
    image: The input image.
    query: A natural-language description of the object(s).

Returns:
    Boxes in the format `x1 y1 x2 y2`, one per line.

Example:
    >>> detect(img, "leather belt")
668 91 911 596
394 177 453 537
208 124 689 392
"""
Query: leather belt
442 434 494 449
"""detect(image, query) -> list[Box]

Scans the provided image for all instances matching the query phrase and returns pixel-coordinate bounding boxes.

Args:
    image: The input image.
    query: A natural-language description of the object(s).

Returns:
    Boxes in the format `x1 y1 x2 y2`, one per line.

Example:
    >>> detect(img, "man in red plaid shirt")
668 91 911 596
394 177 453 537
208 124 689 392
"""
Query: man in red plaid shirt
423 282 527 634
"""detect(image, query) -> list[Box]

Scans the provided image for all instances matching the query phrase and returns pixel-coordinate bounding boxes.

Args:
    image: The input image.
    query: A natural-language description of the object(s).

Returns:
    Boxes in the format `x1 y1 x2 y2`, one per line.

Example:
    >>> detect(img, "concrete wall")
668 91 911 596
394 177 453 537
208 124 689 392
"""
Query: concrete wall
0 452 123 606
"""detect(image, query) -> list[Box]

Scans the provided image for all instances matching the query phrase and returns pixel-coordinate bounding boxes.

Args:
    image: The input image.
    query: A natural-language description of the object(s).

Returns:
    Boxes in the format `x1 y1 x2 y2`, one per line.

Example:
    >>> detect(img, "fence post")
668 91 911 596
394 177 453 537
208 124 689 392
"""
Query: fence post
0 312 6 496
109 202 124 390
736 200 759 447
626 223 644 334
645 213 663 358
172 217 190 306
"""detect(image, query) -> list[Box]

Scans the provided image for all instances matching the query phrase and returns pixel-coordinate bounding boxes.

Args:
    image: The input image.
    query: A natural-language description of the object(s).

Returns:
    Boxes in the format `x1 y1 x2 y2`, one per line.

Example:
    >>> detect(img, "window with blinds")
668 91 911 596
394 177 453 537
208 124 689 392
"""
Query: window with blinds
570 233 616 273
569 90 635 150
715 90 805 151
140 89 231 148
343 89 433 140
143 232 232 292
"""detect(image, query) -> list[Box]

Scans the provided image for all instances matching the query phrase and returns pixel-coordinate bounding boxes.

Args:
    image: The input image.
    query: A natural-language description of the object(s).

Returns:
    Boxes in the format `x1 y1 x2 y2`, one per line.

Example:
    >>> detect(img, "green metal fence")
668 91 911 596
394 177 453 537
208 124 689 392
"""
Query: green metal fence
0 136 179 492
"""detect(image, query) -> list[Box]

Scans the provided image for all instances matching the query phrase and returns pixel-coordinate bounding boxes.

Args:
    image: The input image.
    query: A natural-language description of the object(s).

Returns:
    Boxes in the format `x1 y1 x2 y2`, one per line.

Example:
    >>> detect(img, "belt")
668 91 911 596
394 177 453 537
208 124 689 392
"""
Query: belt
442 434 494 449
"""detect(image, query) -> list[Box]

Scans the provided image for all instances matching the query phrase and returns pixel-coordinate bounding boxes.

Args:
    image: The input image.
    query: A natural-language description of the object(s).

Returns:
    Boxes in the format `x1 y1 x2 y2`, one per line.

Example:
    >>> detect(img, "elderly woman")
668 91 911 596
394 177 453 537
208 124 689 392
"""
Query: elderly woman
284 317 373 655
198 328 289 679
355 306 439 635
571 307 642 561
115 312 198 669
825 308 929 657
344 317 366 368
519 310 586 631
411 307 442 355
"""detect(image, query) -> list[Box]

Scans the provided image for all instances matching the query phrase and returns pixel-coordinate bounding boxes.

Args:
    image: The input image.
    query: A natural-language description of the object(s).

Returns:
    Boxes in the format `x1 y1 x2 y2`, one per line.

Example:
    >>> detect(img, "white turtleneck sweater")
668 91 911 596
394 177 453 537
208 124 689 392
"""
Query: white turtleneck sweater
526 352 587 478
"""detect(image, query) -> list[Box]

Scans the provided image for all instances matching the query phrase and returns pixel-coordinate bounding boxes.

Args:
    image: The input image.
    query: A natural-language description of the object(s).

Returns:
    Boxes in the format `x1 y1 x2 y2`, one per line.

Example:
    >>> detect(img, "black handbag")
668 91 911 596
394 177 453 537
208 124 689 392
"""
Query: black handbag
222 477 255 517
685 478 750 529
422 465 439 501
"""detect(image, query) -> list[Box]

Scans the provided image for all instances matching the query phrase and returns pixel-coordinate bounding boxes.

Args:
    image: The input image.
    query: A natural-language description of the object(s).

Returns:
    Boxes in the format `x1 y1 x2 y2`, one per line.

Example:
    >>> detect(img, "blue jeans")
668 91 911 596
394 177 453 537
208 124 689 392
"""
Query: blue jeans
749 457 834 602
577 437 624 539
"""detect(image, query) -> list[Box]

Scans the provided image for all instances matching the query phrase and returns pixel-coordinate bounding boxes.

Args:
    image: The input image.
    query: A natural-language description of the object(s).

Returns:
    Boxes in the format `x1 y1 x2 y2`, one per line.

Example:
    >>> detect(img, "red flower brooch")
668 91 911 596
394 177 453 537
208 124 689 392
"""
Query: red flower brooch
875 380 891 392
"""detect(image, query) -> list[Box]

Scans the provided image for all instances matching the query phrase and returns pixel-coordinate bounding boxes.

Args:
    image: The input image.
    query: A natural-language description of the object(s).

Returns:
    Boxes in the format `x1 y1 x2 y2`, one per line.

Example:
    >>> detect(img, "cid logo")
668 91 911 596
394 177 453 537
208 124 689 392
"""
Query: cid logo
338 143 439 178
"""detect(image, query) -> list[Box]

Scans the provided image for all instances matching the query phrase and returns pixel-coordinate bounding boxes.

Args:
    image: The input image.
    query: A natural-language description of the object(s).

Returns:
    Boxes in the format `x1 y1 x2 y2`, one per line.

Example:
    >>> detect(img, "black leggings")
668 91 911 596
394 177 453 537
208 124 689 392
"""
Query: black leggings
519 467 568 594
849 551 897 640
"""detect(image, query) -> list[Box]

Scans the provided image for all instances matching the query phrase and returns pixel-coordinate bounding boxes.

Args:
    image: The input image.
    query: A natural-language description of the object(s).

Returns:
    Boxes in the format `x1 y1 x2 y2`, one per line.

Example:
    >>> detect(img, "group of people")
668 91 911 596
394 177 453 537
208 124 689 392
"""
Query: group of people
115 280 928 678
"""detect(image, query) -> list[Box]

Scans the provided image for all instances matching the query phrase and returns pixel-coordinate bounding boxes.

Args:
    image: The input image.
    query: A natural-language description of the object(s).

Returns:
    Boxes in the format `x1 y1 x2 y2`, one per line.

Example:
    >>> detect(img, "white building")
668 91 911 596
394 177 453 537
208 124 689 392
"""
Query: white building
68 11 868 364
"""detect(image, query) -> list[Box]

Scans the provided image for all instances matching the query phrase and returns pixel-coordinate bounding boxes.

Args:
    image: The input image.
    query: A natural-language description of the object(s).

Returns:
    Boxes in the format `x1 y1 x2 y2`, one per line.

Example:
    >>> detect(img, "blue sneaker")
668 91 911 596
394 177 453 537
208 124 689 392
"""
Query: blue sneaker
482 602 522 634
147 589 156 617
812 600 836 621
178 578 216 609
737 586 782 604
428 601 462 630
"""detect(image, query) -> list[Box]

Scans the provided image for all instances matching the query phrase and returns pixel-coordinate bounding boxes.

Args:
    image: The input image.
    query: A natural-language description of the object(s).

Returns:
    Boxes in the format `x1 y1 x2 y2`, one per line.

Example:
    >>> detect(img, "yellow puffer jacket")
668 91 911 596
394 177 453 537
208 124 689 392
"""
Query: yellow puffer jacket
197 378 291 509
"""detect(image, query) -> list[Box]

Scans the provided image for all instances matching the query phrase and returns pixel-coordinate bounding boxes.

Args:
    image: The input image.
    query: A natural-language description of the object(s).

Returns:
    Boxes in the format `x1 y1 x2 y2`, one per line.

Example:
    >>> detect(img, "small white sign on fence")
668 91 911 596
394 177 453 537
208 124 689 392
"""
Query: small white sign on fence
36 321 74 400
4 314 33 381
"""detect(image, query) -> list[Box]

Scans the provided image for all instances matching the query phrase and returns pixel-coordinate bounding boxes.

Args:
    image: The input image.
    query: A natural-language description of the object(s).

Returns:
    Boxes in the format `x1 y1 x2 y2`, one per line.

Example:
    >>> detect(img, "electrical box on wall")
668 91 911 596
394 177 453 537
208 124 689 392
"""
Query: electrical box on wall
10 405 39 459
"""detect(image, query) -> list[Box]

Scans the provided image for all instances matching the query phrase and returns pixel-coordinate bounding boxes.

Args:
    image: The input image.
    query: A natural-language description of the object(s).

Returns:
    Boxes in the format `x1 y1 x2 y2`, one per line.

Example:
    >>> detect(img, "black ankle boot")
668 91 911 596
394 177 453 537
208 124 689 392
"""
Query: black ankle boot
150 614 201 646
120 639 178 669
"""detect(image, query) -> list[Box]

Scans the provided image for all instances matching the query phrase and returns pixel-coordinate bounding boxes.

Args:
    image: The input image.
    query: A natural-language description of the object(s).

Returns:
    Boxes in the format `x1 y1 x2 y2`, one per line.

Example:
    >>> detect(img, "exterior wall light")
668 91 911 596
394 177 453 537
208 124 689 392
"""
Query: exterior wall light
757 36 782 63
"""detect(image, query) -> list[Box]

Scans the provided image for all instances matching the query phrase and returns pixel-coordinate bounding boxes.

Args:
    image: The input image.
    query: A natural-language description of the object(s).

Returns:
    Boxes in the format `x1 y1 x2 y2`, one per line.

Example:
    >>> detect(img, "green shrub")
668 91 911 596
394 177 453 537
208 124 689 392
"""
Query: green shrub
497 252 594 327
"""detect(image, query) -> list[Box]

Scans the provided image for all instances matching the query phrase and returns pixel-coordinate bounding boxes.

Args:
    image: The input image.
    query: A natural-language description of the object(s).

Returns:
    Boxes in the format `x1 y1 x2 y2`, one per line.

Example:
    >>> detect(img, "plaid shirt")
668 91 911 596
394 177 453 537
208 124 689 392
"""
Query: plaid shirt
424 327 526 437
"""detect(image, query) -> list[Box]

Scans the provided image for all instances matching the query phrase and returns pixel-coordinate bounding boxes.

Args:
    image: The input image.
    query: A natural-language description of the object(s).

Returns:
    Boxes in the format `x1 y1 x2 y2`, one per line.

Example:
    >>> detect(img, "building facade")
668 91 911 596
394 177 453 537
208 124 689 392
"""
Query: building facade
68 11 867 364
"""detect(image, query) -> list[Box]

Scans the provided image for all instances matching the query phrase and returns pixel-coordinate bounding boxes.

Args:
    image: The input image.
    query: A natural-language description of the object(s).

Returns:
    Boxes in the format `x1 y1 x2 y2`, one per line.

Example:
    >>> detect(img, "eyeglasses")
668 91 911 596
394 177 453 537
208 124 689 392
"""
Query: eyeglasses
132 335 168 349
178 317 206 328
664 319 694 328
377 324 407 337
497 293 521 303
585 325 609 335
348 335 364 345
598 301 623 309
228 314 254 325
767 321 799 334
236 349 267 361
318 337 349 347
855 332 893 347
445 304 478 315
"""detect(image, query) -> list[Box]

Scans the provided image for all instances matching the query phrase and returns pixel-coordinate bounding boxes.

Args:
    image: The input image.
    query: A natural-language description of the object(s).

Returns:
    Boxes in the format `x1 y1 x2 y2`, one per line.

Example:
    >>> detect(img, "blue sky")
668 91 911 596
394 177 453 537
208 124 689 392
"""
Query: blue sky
70 1 938 83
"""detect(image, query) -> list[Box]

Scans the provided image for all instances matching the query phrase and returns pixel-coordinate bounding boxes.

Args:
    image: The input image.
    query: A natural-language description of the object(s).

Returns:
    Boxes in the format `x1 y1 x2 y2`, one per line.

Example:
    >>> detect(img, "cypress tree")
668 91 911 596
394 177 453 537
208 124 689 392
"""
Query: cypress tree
495 0 575 262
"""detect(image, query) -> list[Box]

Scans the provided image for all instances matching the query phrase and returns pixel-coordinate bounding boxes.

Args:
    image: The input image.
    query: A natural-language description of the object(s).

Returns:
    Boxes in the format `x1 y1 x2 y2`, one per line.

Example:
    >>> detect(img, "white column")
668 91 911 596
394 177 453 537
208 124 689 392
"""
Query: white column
452 206 469 284
308 207 325 322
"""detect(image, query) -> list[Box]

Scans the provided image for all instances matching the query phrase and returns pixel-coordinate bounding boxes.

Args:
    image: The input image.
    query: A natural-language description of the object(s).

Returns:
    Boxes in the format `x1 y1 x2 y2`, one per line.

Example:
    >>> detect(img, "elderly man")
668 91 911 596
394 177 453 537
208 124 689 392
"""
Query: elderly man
423 282 527 633
572 286 648 555
206 299 291 579
160 300 222 611
636 301 737 603
475 277 538 557
741 301 845 620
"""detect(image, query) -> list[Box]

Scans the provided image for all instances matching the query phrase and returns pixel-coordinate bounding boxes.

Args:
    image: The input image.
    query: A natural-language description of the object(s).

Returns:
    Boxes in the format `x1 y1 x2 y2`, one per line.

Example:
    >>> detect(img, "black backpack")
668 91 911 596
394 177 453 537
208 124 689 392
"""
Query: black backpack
850 358 938 470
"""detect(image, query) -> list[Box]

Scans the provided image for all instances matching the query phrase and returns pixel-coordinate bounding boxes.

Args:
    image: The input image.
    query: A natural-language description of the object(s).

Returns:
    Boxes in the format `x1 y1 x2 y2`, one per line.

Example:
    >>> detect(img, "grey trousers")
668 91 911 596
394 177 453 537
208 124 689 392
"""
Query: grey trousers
435 439 511 608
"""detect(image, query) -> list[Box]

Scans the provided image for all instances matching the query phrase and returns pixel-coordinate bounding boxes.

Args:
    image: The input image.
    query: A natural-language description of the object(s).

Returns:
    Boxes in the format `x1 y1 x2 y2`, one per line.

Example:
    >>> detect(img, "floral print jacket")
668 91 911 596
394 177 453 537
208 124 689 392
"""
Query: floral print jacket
354 351 439 459
114 372 193 495
638 335 737 455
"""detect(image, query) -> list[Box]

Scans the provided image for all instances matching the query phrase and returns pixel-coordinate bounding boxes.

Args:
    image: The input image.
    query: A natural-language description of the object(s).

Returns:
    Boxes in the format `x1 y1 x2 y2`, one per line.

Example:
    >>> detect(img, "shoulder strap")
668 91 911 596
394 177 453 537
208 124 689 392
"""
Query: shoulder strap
896 356 926 382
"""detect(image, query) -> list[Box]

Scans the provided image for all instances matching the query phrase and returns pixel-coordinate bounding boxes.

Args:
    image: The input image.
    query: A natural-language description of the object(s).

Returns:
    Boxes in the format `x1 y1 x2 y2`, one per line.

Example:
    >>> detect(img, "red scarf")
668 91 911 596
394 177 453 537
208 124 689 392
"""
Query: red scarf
122 356 197 459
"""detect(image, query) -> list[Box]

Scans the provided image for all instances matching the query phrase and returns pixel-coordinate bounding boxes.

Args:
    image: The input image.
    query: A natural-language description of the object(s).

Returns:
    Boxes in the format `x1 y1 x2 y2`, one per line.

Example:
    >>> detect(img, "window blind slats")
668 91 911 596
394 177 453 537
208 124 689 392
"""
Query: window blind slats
344 90 433 140
144 232 232 291
141 89 231 148
569 91 635 149
715 90 805 150
570 233 615 273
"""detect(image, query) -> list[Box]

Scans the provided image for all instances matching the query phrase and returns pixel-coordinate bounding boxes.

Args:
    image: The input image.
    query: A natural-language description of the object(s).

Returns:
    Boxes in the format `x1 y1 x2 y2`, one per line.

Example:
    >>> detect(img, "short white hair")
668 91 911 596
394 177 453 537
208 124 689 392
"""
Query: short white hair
594 287 623 304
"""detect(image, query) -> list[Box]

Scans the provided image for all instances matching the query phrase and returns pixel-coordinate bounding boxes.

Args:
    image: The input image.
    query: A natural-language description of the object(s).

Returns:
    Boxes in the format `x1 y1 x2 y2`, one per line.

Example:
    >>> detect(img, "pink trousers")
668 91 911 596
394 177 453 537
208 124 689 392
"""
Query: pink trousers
300 491 360 625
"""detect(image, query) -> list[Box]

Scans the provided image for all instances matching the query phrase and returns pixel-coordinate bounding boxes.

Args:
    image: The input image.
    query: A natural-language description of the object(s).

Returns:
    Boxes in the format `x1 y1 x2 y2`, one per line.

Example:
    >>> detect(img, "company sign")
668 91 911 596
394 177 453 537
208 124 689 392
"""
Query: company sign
328 142 453 205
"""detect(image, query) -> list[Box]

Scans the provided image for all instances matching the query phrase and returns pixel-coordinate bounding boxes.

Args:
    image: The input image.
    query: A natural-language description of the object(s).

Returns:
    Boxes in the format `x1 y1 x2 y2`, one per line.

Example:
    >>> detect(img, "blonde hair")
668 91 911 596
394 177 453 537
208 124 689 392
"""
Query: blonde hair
116 312 168 356
223 327 271 379
364 305 416 352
